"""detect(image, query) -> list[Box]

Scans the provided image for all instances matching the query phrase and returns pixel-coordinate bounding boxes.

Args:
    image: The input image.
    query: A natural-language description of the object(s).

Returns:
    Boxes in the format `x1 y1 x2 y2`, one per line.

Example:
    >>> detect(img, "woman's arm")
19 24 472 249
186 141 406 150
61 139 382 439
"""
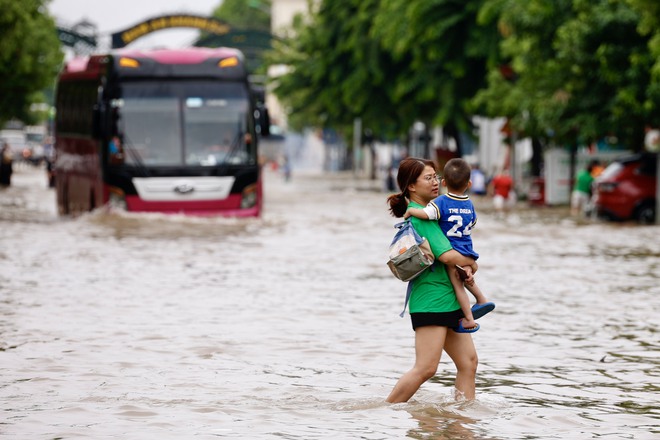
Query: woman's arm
410 214 477 273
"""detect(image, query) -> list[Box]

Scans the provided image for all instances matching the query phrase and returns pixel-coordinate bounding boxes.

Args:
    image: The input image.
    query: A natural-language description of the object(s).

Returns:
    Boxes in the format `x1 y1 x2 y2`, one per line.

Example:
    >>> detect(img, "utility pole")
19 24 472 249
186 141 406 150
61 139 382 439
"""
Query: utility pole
353 117 362 177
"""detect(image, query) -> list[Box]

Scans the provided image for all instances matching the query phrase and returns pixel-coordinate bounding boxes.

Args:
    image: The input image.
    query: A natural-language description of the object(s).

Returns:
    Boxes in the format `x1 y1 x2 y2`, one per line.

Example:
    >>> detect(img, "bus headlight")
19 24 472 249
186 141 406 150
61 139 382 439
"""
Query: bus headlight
108 187 127 210
240 184 258 209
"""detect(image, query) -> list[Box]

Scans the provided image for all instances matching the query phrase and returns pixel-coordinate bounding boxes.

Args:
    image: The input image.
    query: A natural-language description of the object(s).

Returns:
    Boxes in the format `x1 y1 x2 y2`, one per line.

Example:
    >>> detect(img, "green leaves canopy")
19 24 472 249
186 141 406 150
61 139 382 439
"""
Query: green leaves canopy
211 0 271 33
0 0 63 125
268 0 498 141
372 0 500 133
268 0 659 151
267 0 410 136
474 0 657 150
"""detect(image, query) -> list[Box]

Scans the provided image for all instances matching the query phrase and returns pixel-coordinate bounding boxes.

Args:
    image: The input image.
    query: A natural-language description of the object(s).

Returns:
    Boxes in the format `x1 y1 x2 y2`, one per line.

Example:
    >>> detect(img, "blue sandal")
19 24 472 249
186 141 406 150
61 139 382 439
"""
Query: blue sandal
453 321 480 333
472 302 495 320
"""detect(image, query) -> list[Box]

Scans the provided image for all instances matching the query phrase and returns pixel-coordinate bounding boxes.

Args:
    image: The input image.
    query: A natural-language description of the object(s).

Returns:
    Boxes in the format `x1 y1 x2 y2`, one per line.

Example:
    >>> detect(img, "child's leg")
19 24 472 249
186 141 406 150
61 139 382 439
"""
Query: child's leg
448 266 477 329
464 281 489 304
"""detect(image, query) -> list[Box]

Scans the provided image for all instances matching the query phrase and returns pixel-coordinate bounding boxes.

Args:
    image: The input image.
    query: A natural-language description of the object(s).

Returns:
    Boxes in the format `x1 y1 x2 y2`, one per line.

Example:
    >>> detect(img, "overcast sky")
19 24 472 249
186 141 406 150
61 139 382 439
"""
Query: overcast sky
48 0 223 49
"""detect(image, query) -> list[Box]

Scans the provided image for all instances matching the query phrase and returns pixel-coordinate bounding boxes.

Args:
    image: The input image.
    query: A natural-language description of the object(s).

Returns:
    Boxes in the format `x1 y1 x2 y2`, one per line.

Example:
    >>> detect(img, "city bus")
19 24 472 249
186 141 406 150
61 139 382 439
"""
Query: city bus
54 47 268 216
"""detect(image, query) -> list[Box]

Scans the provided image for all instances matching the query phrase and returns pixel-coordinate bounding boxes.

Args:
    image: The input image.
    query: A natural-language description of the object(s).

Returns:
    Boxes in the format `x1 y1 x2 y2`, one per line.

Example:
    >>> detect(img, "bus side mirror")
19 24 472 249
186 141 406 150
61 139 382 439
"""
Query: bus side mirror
256 105 270 137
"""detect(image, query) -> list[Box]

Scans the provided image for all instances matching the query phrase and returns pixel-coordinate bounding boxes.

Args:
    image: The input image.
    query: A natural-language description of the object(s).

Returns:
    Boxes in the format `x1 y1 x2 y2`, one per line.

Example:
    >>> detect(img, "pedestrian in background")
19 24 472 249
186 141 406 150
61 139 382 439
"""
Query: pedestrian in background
279 154 291 182
571 160 599 217
469 163 487 196
0 142 13 187
489 168 515 214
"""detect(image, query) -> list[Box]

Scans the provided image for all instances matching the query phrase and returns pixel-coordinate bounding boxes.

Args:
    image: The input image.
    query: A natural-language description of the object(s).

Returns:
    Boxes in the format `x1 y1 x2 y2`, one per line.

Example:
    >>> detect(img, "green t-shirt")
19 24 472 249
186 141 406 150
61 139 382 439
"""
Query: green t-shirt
574 169 594 194
407 202 462 314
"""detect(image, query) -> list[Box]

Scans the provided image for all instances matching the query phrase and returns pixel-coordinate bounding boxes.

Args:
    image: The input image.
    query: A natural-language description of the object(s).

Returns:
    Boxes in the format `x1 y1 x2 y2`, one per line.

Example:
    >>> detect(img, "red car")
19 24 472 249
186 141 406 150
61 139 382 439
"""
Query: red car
594 153 657 223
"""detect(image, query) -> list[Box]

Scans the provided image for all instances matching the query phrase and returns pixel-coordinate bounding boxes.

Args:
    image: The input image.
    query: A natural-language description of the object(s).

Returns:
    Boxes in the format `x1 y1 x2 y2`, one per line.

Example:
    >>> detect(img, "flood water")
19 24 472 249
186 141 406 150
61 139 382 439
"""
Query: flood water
1 164 658 439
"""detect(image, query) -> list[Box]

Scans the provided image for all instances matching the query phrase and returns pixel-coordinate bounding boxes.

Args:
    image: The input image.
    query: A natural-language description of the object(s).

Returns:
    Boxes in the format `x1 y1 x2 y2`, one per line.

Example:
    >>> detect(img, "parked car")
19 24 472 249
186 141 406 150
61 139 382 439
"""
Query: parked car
25 125 47 165
593 153 657 224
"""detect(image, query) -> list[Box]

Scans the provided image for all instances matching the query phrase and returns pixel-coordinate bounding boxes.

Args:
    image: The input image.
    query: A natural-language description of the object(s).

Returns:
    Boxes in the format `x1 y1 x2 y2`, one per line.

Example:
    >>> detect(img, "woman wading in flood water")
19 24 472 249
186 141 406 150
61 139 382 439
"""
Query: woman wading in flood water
386 158 483 402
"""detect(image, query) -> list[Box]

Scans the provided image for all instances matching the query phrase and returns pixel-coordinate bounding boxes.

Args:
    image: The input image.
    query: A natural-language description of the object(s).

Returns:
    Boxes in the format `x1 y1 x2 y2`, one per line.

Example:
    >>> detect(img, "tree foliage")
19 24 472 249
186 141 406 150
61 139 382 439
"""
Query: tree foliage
0 0 63 125
372 0 501 140
269 0 659 152
626 0 660 126
267 0 411 137
475 0 656 150
211 0 271 33
269 0 499 148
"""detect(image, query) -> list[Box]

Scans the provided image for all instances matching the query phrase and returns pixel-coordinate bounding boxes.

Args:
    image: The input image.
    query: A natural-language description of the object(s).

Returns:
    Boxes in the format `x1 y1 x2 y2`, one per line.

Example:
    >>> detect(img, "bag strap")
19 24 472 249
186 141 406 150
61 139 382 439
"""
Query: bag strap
390 220 406 245
393 219 424 244
399 280 414 318
398 263 436 318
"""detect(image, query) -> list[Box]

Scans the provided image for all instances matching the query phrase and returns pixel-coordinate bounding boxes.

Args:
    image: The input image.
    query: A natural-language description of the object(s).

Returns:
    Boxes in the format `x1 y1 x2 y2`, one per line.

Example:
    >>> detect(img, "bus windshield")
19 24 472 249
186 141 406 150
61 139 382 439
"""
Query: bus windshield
112 80 251 167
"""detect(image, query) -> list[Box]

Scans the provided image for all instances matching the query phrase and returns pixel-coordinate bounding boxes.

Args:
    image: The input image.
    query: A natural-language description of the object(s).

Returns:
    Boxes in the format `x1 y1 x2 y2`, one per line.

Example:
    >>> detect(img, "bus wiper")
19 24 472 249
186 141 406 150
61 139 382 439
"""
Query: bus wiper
121 134 151 177
219 124 245 169
223 130 243 164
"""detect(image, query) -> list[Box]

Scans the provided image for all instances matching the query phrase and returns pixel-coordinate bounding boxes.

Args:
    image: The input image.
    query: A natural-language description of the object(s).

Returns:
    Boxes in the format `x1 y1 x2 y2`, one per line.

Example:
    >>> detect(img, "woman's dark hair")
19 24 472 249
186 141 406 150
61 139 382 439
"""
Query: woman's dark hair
387 157 436 217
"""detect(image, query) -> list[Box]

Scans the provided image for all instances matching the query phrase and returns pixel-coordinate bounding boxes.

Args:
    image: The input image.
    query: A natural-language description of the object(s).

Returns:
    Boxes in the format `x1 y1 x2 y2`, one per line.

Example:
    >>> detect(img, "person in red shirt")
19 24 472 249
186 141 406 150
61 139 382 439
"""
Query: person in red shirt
489 169 515 213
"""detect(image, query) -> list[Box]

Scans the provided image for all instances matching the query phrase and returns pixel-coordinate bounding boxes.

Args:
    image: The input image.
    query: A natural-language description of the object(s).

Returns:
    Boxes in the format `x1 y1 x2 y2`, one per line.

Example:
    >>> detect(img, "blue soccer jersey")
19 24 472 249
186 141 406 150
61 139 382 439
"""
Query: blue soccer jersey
424 193 479 260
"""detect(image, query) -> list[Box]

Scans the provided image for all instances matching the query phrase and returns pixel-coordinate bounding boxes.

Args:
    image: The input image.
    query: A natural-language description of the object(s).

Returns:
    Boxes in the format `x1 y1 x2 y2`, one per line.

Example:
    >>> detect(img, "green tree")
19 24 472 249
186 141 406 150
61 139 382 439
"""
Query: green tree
627 0 660 127
475 0 575 144
267 0 411 138
268 0 500 155
200 0 272 73
476 0 656 151
0 0 63 126
372 0 501 153
211 0 271 33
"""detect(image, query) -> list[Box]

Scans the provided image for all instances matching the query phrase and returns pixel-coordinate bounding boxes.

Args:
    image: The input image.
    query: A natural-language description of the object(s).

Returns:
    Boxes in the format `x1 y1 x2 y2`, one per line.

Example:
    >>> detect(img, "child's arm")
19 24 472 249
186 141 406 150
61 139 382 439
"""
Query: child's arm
404 202 438 220
404 207 430 220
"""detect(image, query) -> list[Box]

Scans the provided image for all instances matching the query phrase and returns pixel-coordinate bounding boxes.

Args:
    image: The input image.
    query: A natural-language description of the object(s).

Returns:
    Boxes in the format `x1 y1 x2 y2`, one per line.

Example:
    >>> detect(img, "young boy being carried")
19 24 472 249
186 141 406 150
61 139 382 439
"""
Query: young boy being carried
405 158 496 332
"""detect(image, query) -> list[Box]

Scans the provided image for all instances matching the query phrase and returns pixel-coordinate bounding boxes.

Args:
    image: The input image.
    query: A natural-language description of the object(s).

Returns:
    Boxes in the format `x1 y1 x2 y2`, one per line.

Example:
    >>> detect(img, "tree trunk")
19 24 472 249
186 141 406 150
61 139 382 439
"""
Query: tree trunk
423 123 431 159
443 124 462 157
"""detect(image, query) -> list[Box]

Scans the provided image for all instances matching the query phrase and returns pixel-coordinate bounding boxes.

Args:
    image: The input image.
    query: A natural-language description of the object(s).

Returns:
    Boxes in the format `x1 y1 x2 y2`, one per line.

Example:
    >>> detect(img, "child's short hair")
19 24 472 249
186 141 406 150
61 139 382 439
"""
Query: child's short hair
443 158 472 190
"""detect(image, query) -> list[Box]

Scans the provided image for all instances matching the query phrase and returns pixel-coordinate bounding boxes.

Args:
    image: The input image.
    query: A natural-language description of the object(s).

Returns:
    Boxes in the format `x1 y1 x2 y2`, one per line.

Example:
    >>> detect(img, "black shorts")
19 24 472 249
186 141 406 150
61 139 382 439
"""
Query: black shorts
410 309 464 330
